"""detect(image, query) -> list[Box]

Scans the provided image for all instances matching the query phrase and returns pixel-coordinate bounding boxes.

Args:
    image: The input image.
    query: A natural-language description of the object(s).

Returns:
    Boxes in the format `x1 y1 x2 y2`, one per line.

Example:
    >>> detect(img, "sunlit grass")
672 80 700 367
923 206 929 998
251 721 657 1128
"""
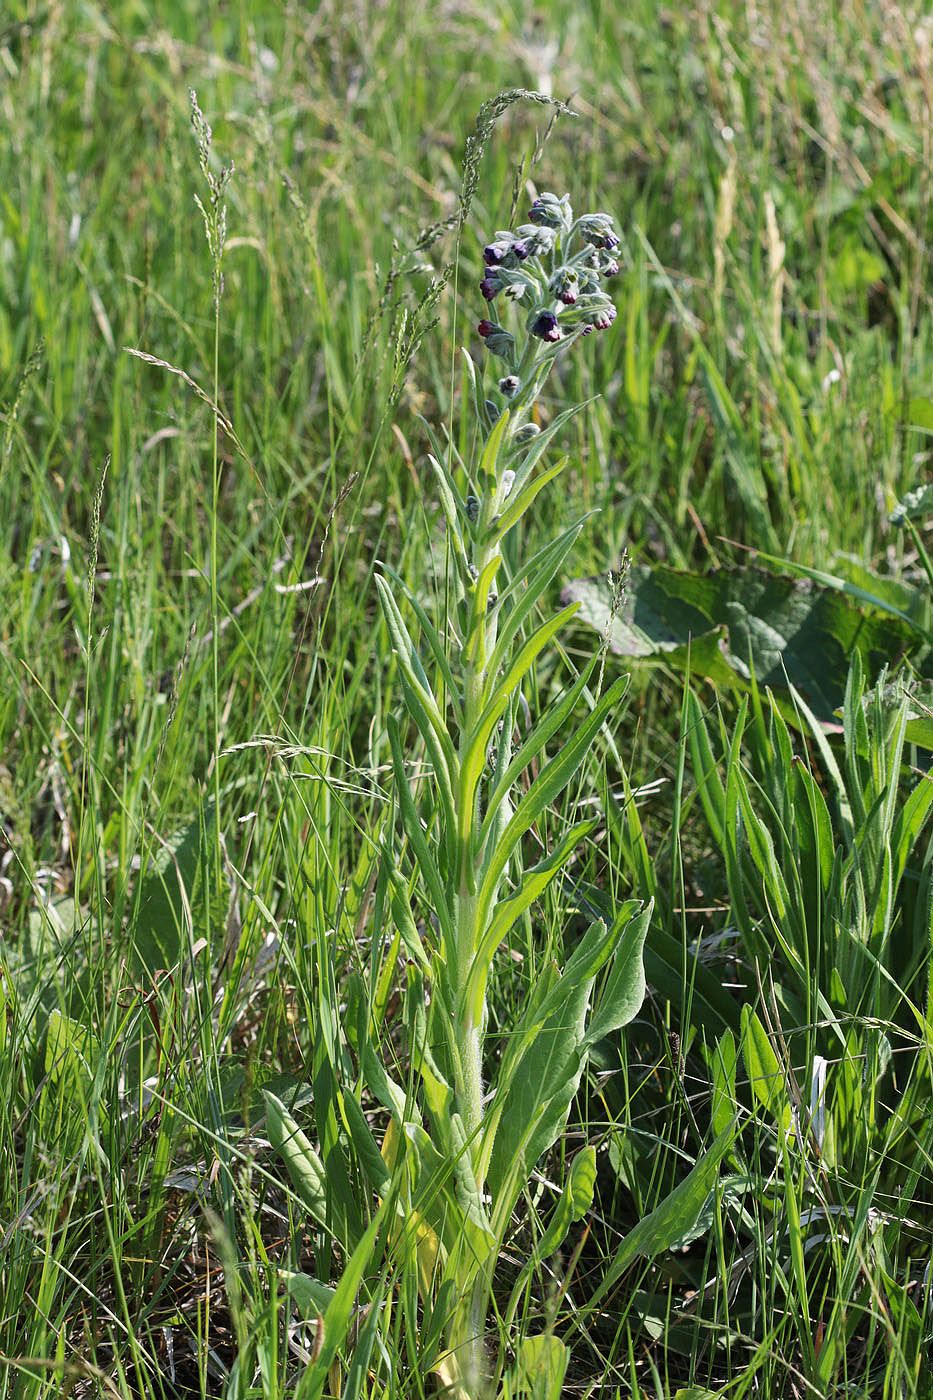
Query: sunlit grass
0 2 930 1396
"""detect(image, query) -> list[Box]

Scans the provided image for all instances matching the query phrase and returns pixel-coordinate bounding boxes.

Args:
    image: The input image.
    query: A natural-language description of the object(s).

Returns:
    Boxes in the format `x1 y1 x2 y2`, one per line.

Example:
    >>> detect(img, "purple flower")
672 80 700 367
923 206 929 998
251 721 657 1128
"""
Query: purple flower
601 258 620 278
511 239 530 260
480 274 500 301
551 268 579 305
477 320 515 358
592 303 617 331
484 241 510 265
530 311 562 343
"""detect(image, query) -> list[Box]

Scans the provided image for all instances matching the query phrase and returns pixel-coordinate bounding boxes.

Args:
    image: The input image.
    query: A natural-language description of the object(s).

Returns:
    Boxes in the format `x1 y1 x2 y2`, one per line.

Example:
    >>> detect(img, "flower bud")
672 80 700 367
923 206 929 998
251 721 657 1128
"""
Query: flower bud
530 310 562 343
477 320 515 358
500 470 515 498
480 272 502 301
592 303 617 330
551 267 579 305
528 192 573 231
498 375 520 398
465 494 479 522
577 212 620 250
514 423 541 442
483 241 510 265
514 223 556 257
601 258 620 278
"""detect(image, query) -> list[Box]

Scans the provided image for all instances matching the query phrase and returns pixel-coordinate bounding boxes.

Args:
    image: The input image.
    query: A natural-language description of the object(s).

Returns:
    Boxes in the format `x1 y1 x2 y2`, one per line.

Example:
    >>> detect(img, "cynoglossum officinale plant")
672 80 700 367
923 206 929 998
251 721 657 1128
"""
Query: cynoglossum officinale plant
371 190 650 1397
263 189 649 1400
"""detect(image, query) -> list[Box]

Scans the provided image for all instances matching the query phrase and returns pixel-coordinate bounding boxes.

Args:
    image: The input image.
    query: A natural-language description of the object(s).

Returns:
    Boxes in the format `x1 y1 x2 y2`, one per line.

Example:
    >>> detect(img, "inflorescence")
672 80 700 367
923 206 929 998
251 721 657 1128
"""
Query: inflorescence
476 192 620 383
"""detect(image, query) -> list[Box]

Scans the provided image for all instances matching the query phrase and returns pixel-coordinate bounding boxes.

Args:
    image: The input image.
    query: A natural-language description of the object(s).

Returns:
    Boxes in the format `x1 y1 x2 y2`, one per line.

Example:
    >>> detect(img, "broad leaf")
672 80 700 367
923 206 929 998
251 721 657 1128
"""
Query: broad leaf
564 565 925 721
132 801 224 974
741 1007 792 1134
590 1126 735 1306
507 1335 569 1400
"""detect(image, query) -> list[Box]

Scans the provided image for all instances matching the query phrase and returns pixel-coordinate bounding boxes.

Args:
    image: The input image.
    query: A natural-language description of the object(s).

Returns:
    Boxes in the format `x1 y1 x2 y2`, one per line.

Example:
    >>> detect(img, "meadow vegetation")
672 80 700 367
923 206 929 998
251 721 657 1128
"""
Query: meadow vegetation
0 2 931 1397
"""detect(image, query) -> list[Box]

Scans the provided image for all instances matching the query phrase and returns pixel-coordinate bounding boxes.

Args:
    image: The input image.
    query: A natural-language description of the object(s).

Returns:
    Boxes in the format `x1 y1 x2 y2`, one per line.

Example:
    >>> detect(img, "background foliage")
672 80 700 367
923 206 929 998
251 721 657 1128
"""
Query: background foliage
0 1 931 1397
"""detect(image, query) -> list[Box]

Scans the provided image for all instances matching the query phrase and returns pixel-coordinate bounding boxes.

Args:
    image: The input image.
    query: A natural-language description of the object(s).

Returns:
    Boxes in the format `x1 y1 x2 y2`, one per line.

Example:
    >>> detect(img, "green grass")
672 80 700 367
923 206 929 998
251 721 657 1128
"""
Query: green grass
1 2 931 1397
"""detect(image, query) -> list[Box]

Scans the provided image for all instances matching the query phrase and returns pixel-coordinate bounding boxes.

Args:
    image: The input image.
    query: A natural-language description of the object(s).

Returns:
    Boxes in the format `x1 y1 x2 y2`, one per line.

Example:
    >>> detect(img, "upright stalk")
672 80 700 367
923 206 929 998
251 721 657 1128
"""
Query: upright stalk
378 188 626 1400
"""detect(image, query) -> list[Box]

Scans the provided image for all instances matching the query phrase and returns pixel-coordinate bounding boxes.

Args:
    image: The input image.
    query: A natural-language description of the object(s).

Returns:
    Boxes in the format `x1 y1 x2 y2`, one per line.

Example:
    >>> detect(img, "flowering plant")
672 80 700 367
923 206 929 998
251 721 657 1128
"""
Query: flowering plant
370 191 647 1397
268 190 648 1400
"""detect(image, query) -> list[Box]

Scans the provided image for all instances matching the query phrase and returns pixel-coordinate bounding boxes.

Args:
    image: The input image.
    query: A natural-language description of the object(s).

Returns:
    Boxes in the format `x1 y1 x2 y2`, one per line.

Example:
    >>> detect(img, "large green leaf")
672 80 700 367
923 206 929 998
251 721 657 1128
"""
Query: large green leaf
564 565 924 721
505 1335 569 1400
590 1126 736 1307
486 903 647 1204
131 801 224 975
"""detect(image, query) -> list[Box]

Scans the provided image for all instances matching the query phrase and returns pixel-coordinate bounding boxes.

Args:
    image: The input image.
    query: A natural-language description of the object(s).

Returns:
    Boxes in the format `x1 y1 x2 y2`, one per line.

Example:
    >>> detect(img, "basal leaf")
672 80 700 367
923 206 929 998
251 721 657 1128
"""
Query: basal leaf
741 1006 792 1133
564 565 926 721
590 1126 735 1306
584 900 650 1046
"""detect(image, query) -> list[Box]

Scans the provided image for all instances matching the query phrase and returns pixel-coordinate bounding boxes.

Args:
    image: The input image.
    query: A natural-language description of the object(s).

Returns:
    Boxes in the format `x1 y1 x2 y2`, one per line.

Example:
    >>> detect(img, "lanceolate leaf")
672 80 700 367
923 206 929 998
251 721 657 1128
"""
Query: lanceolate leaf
484 904 647 1207
465 818 599 1022
584 900 651 1045
264 1091 330 1230
741 1006 792 1133
509 1146 598 1304
480 653 601 847
491 456 569 543
387 717 454 948
590 1126 736 1307
477 675 628 926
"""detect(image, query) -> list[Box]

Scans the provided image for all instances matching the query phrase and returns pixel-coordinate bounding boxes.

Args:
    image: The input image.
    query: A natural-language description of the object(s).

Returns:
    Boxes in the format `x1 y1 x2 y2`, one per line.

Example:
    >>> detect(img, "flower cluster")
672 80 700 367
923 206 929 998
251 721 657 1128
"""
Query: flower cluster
475 191 620 380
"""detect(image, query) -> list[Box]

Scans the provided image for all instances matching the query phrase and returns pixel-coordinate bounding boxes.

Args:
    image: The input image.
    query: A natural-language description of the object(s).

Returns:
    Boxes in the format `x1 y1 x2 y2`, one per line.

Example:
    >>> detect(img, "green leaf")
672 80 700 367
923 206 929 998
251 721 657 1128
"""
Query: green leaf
293 1202 386 1400
590 1127 735 1306
906 396 933 434
741 1006 792 1133
512 1146 597 1296
491 455 568 543
575 880 739 1035
340 1090 391 1193
584 901 650 1045
479 652 600 848
282 1271 337 1318
507 1335 569 1400
477 675 628 926
565 565 926 721
484 909 644 1206
461 604 580 844
263 1091 329 1230
859 677 933 752
709 1029 737 1140
132 802 222 975
387 717 454 948
465 818 598 1023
